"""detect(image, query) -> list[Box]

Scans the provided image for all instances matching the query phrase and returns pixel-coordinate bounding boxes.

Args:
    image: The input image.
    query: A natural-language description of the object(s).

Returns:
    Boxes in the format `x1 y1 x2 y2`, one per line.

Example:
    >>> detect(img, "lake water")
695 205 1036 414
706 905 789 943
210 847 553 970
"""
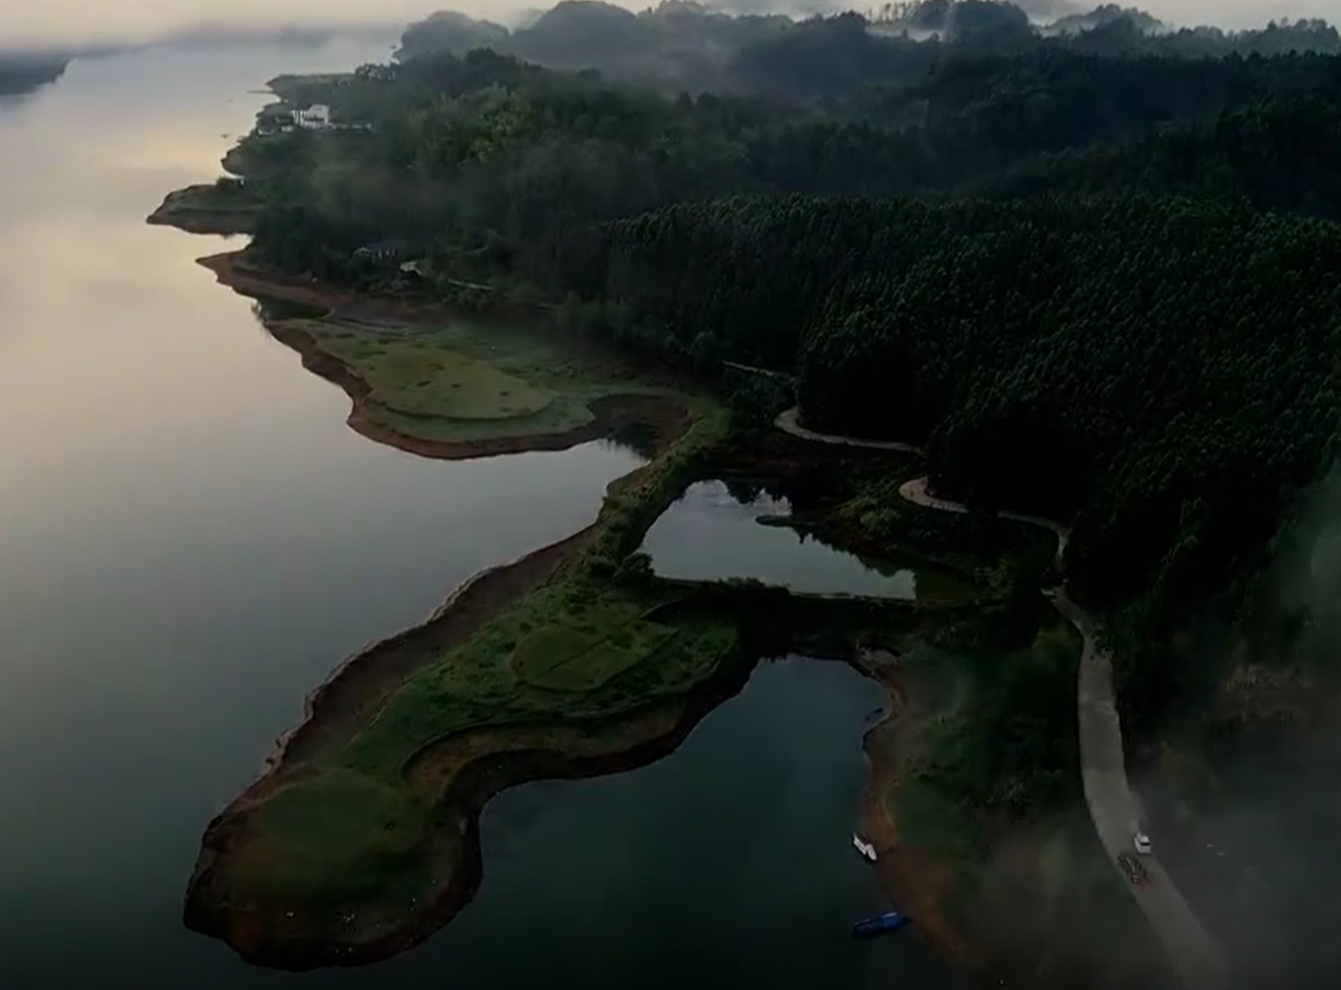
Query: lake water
644 481 973 603
0 34 952 990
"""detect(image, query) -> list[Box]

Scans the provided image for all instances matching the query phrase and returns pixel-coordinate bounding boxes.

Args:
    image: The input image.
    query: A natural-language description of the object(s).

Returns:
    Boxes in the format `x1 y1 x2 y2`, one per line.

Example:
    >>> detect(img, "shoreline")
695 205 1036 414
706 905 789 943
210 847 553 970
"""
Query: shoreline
188 654 763 969
199 251 693 463
183 456 706 968
171 239 988 979
146 189 259 236
854 651 984 976
178 247 737 965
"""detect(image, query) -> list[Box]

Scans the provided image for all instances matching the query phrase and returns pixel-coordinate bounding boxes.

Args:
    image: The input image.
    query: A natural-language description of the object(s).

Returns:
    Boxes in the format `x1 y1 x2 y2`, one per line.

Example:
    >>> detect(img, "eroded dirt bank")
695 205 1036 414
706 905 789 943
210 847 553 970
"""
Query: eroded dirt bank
199 251 692 462
266 319 689 462
854 651 981 976
200 250 477 324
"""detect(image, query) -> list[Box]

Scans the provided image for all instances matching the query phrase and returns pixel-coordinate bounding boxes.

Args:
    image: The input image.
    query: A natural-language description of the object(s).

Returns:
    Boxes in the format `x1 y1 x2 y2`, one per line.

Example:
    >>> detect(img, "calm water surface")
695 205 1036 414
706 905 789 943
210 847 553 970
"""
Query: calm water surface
644 481 973 603
0 37 952 990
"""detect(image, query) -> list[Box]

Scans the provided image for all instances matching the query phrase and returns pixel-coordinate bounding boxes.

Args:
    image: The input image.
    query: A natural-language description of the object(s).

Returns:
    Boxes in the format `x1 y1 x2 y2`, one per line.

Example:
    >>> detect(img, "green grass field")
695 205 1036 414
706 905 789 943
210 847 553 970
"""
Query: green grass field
293 322 556 421
511 605 677 692
205 400 741 924
285 315 676 447
241 769 436 906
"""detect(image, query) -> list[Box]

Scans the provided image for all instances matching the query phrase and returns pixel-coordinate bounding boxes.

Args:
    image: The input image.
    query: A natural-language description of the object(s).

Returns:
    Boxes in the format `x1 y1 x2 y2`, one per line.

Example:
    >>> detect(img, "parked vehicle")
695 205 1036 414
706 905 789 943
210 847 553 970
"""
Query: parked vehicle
1134 830 1152 855
1118 852 1149 885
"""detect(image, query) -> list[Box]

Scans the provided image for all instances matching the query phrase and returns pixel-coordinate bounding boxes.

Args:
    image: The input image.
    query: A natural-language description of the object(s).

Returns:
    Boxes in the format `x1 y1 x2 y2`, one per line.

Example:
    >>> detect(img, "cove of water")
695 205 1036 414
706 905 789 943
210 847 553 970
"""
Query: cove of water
642 481 973 603
0 34 954 990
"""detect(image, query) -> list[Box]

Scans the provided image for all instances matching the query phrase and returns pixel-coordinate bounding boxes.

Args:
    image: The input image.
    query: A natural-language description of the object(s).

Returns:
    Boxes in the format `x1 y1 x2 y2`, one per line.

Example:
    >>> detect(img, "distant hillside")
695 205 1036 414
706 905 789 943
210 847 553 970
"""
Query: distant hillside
1042 3 1163 35
975 78 1341 223
393 2 1341 97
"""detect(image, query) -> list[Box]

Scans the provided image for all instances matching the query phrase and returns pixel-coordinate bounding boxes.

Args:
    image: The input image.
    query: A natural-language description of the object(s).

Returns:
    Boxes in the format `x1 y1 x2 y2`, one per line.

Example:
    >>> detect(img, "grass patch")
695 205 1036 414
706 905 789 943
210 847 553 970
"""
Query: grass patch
340 581 736 779
276 313 694 446
236 768 437 908
512 607 677 692
294 321 555 421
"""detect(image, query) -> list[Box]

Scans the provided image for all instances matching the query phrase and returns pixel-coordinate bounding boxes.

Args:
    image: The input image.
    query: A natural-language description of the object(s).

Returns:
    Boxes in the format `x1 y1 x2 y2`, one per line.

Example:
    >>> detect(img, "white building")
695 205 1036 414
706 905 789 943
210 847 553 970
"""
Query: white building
294 104 332 130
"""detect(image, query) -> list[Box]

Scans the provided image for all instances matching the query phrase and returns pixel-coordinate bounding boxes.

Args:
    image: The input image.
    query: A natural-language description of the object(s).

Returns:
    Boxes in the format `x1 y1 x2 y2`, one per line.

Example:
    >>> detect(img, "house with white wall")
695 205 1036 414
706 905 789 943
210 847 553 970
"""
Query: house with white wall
294 104 332 130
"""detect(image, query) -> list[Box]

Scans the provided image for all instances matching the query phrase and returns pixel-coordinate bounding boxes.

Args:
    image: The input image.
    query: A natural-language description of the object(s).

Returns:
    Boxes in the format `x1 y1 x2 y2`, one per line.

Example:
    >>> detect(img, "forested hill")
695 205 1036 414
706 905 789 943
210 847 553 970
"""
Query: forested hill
393 2 1341 95
536 194 1341 608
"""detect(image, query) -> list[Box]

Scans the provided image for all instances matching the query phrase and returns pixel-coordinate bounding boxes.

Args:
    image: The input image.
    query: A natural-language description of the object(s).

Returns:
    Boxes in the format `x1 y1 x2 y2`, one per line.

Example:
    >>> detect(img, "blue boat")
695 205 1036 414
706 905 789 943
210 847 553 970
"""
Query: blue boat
852 911 910 938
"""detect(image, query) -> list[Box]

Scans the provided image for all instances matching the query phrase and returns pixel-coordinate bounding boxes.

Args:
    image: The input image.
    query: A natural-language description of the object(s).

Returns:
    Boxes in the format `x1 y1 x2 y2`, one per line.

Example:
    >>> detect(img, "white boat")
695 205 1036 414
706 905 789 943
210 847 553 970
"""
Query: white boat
852 833 877 862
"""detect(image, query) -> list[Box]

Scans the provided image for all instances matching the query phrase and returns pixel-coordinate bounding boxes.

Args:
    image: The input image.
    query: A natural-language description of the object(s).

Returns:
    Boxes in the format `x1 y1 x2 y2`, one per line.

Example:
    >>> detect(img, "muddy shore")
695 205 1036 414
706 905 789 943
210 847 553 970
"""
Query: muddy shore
146 190 259 236
197 250 692 462
200 250 480 324
267 319 689 462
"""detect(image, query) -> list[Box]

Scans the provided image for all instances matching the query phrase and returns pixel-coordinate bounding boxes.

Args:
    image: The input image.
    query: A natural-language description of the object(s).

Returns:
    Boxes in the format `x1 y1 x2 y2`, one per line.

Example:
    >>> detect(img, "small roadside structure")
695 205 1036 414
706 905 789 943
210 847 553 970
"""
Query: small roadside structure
294 104 332 130
352 240 408 266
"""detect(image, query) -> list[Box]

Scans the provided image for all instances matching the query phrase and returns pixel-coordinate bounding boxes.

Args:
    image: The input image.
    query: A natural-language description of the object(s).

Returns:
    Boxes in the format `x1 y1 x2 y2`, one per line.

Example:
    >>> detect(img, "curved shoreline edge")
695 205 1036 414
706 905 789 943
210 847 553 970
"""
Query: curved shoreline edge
198 251 690 463
189 658 762 970
183 427 717 967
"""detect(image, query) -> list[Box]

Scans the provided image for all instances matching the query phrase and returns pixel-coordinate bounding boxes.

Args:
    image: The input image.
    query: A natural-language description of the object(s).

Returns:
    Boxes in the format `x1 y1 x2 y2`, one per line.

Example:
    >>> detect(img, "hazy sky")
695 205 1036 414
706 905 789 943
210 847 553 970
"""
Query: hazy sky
6 0 1337 48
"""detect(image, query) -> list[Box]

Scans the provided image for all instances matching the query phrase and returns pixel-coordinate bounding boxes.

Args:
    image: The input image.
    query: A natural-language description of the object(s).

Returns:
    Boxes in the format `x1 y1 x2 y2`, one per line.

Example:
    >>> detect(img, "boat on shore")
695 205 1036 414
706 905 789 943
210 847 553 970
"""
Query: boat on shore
851 833 877 862
852 911 909 939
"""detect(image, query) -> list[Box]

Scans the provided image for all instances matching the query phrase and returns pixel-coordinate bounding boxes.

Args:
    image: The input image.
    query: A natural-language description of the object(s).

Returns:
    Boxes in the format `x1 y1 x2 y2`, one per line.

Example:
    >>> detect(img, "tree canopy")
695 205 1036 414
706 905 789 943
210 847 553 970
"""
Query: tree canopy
230 18 1341 616
535 194 1341 608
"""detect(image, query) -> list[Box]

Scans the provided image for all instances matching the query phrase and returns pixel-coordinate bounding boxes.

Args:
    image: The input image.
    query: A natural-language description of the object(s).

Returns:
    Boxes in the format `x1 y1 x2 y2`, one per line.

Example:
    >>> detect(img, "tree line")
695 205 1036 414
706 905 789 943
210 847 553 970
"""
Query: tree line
240 45 1341 278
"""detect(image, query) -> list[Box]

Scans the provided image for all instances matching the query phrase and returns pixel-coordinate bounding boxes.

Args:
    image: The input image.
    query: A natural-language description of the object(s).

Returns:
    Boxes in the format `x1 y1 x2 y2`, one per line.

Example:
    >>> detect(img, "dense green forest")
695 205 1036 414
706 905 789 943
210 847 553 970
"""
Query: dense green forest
230 4 1341 630
393 2 1341 94
536 194 1341 611
978 89 1341 221
240 38 1341 277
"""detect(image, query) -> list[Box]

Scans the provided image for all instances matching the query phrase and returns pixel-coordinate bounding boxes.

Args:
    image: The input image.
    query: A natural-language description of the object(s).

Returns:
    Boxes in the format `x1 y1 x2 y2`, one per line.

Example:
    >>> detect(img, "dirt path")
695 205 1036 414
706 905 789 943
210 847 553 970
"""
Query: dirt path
774 406 921 454
777 408 1227 990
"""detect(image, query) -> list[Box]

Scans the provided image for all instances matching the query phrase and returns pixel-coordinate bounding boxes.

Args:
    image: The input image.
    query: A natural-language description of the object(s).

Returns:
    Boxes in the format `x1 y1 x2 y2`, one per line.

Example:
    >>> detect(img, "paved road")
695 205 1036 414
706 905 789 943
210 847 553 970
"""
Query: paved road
772 409 1227 989
774 407 920 453
899 478 1228 990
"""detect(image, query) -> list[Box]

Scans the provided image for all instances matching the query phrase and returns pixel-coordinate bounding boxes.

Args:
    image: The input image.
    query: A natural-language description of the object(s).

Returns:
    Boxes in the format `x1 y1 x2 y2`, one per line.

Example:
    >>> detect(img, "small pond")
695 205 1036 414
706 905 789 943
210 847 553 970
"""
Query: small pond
642 481 973 603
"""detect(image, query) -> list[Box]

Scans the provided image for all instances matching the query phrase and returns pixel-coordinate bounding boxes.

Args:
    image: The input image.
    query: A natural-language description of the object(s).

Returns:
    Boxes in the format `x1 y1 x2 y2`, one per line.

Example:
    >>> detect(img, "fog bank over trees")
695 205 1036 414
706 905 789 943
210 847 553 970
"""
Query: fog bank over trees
5 0 1336 47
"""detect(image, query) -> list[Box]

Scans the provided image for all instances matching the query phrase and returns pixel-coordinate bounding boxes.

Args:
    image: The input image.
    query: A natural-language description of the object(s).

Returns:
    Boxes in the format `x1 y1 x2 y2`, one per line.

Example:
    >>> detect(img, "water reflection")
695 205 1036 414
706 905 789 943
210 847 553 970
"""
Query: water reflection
0 33 958 990
430 657 956 990
643 481 974 603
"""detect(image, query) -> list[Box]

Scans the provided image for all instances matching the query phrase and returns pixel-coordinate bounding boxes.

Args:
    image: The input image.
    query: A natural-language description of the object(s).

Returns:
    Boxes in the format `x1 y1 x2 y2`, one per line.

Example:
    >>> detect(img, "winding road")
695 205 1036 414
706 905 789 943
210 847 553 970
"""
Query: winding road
775 408 1229 990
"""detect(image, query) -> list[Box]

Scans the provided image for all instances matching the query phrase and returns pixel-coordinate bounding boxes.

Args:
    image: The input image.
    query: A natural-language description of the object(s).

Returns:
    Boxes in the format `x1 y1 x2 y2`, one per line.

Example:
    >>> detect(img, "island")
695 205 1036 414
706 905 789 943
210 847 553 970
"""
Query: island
151 4 1341 986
